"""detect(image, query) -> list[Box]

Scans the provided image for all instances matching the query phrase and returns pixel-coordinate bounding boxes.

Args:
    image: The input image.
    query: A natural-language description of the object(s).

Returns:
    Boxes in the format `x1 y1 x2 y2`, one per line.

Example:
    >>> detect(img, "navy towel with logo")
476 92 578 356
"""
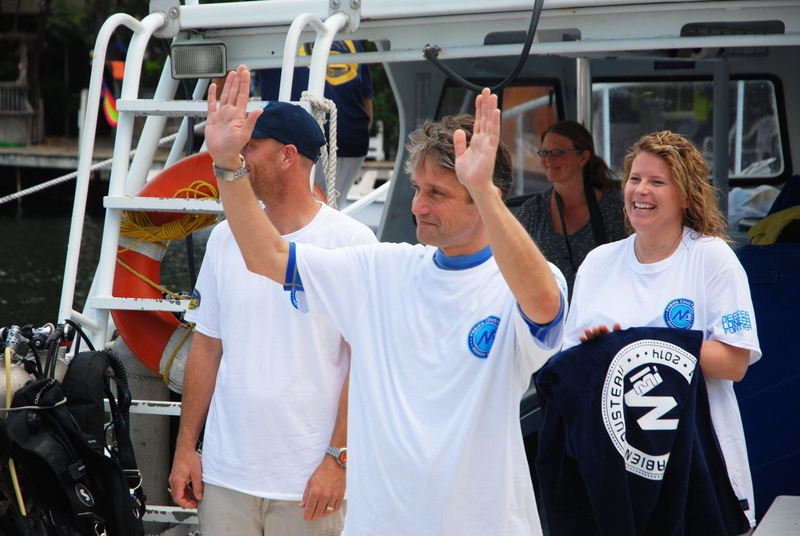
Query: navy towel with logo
535 327 749 536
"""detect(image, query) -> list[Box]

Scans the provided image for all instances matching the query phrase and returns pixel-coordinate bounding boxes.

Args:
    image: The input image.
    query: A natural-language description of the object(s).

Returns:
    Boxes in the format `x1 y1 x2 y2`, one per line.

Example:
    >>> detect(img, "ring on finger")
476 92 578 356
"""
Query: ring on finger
326 506 334 512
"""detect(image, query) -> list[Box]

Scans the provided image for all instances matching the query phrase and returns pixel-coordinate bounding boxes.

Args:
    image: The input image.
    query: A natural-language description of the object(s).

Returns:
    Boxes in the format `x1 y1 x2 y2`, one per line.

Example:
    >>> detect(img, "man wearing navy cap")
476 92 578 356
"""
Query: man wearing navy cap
169 97 376 535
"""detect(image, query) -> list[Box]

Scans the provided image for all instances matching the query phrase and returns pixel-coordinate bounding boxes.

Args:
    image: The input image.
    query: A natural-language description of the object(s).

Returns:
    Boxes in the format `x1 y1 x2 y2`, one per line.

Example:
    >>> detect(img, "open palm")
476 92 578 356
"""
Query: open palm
205 65 262 164
454 88 501 191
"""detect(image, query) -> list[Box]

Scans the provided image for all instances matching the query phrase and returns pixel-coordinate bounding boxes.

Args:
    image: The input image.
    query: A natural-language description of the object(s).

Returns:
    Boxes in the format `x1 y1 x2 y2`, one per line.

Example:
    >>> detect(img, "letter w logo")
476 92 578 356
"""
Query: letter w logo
672 310 691 322
477 329 496 347
624 390 679 430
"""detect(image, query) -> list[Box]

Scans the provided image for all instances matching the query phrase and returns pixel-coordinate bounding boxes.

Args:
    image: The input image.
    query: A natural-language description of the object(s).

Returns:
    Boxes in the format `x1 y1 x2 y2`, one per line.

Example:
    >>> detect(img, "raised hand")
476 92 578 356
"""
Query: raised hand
453 88 501 193
205 64 262 168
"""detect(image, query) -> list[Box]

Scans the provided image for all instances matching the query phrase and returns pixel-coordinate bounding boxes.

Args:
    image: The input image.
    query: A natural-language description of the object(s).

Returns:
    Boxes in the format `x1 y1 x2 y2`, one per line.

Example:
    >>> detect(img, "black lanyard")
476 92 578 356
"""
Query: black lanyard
553 181 609 275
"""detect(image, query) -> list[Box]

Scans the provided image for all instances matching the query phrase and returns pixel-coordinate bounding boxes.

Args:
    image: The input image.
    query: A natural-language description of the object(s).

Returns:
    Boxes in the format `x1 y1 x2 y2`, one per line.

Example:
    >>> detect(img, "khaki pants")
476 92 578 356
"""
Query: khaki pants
196 482 345 536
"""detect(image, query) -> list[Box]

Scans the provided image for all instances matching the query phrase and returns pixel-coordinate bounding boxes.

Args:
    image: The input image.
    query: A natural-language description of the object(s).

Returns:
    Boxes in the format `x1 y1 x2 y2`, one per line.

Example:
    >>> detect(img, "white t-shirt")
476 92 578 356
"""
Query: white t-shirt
564 227 761 526
184 204 376 500
294 242 567 536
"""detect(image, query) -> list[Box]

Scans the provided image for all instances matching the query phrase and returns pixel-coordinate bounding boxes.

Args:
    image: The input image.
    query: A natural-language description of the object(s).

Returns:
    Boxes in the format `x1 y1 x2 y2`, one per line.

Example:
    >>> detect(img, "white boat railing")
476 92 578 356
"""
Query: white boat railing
58 12 168 345
63 7 357 526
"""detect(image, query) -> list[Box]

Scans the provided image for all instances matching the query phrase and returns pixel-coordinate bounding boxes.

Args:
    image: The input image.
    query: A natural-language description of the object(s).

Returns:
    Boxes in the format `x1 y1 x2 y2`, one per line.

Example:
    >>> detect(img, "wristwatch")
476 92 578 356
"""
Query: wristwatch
326 445 347 468
212 154 248 182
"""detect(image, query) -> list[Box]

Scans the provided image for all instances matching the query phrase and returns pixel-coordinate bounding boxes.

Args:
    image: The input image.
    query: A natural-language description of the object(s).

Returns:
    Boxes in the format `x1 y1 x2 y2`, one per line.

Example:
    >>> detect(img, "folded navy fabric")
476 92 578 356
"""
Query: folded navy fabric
536 327 749 536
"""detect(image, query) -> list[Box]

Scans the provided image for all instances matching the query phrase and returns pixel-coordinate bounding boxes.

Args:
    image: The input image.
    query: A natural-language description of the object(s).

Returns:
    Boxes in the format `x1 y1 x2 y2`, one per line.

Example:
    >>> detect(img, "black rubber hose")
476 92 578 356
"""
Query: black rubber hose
64 319 96 353
44 327 64 378
104 349 132 436
423 0 544 94
104 350 130 407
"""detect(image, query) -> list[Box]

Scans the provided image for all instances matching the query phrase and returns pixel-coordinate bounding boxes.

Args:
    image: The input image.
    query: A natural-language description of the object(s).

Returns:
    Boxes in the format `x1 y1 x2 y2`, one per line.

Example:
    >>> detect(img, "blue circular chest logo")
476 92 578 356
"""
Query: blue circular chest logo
664 298 695 329
468 316 501 358
290 291 299 310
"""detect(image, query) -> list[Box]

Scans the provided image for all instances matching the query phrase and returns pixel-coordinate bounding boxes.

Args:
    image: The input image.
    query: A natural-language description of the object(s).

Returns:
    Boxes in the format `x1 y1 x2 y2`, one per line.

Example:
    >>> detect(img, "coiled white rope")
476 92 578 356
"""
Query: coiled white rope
300 91 338 209
0 121 207 206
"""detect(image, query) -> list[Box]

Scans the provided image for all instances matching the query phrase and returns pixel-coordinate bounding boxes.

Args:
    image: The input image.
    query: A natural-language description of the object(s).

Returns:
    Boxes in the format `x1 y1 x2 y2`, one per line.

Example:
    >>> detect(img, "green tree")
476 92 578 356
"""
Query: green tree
363 42 399 160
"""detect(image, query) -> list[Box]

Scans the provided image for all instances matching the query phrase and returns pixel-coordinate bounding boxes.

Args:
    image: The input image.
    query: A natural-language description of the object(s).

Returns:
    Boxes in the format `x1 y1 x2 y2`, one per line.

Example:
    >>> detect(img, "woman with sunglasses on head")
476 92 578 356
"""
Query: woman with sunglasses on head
517 121 627 298
564 131 761 530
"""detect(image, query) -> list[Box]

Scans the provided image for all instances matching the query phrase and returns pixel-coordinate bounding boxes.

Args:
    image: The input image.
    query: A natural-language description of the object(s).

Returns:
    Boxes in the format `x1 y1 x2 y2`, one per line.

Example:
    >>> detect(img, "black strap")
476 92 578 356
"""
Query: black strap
104 374 143 497
554 182 609 276
583 178 608 246
553 190 579 275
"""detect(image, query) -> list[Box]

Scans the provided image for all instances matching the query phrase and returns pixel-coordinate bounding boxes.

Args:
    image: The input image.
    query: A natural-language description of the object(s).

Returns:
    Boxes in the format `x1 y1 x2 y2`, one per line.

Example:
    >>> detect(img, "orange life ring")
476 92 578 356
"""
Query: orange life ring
111 152 217 392
111 152 327 392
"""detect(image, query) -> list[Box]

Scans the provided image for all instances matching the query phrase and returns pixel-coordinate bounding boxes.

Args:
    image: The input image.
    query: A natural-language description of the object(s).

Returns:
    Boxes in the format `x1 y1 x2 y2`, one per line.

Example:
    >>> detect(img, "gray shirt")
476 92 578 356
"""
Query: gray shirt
516 188 627 298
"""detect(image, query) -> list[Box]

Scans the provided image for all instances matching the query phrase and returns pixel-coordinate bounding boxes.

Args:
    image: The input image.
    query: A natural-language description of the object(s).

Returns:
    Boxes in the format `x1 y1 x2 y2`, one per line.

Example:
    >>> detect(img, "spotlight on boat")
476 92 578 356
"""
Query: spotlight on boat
170 43 227 79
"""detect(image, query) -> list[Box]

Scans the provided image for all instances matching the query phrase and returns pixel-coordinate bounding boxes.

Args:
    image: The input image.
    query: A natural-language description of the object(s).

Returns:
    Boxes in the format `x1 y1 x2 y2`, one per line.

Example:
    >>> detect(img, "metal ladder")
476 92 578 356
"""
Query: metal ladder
61 3 353 525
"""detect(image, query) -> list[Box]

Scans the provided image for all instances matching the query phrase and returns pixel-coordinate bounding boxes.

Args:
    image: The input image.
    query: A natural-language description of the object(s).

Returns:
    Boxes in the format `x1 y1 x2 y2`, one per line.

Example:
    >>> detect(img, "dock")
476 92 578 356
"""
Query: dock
0 136 171 170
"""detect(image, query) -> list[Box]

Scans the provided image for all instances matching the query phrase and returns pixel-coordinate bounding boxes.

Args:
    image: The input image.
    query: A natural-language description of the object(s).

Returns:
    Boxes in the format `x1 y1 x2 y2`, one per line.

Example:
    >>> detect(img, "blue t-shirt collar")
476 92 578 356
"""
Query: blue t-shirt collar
433 245 493 270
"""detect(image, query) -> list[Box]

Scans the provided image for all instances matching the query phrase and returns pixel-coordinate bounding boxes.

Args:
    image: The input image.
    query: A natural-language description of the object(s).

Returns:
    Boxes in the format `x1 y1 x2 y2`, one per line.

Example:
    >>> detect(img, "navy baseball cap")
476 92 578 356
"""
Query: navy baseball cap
251 101 326 162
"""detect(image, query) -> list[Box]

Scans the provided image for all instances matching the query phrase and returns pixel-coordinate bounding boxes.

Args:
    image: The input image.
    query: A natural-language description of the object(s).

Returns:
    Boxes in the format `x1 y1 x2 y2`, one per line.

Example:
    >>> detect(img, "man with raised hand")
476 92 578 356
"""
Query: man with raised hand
169 96 376 535
206 64 567 535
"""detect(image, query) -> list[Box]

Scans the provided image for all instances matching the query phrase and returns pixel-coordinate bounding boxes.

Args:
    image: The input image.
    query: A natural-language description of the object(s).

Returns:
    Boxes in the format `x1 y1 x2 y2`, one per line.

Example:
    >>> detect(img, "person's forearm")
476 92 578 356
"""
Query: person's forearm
700 340 751 381
329 370 349 448
175 333 223 452
470 184 562 324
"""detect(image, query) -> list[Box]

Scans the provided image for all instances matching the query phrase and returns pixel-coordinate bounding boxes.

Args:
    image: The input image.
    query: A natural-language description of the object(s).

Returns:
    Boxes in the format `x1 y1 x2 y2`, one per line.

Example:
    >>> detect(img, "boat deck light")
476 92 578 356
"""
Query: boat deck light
171 43 227 79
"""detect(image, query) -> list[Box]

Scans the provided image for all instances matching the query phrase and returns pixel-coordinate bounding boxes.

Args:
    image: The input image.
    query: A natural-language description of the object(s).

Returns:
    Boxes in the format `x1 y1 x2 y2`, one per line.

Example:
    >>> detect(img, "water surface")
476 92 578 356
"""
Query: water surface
0 212 211 331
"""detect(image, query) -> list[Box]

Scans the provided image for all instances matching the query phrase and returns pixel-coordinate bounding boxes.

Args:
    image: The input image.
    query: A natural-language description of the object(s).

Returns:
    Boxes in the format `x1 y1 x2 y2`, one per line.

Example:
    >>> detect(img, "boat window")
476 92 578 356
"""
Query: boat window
591 78 786 184
438 84 560 197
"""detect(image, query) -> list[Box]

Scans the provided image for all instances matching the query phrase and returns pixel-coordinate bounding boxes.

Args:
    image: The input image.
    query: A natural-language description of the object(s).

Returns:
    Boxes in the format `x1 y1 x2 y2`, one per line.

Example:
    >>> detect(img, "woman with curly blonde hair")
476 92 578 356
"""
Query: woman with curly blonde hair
620 130 729 240
563 131 761 529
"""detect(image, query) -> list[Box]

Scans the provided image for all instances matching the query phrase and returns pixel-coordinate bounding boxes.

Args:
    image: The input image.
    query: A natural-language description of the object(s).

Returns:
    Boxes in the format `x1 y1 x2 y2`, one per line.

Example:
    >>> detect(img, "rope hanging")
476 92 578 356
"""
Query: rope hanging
301 91 339 209
119 180 218 243
117 179 219 299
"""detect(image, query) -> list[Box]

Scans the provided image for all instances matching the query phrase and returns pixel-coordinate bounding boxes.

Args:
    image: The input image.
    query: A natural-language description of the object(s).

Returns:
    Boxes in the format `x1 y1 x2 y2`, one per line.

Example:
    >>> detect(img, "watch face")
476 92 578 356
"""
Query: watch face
340 450 347 466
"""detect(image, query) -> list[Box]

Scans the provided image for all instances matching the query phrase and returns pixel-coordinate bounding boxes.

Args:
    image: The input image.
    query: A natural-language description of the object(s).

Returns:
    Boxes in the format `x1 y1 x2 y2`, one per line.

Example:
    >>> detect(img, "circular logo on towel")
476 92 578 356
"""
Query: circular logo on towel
664 298 694 329
601 339 696 481
75 484 94 507
468 316 500 358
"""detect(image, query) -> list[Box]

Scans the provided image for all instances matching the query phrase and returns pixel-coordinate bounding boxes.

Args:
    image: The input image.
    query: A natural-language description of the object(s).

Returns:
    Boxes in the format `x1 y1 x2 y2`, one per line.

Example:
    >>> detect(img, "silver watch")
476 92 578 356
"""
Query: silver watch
212 154 248 182
326 445 347 468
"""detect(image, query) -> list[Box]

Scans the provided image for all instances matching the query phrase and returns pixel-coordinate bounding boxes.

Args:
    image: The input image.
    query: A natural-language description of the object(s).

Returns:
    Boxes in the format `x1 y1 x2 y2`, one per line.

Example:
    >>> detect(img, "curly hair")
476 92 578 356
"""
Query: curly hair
622 131 729 240
404 114 514 200
542 121 618 192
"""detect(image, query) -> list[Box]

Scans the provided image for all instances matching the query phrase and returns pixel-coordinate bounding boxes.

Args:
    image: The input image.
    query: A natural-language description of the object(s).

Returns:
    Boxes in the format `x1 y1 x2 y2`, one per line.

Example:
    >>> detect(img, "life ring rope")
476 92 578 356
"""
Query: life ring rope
119 180 219 245
115 257 183 301
116 178 219 298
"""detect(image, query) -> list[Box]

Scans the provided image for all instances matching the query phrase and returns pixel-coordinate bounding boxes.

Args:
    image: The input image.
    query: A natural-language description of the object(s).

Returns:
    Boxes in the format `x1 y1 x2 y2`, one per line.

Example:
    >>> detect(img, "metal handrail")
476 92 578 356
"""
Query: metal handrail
57 12 167 343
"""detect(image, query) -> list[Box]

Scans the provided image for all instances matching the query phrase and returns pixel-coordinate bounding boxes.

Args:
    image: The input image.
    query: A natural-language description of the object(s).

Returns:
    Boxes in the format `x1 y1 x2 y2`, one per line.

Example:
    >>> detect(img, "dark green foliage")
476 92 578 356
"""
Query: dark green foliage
363 41 400 160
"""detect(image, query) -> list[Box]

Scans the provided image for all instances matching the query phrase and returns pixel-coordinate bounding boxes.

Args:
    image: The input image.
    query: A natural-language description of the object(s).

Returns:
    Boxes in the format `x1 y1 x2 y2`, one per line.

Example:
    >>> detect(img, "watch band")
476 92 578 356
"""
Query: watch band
213 154 248 182
325 445 347 468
